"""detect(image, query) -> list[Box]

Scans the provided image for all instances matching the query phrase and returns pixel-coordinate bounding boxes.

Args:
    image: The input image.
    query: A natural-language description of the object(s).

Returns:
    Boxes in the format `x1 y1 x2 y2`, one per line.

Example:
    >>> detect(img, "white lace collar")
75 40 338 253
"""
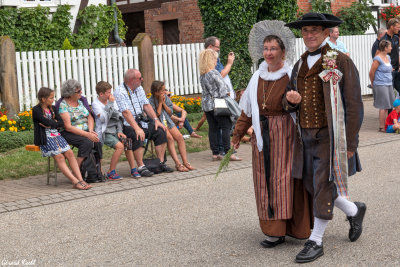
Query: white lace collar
258 61 292 81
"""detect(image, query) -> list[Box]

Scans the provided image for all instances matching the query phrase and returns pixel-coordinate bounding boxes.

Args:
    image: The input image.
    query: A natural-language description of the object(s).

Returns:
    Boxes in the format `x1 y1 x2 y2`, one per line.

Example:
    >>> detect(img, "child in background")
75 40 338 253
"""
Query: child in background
385 99 400 133
32 87 91 190
92 81 141 179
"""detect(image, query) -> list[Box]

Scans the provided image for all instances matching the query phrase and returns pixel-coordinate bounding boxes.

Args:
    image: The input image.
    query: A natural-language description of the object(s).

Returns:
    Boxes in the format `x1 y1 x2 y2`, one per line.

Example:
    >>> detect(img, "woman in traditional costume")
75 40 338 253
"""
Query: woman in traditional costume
232 21 313 248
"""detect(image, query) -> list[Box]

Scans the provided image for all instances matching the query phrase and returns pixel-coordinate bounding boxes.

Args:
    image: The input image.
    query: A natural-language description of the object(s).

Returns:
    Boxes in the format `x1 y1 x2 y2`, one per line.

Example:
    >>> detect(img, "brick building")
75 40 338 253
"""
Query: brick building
114 0 204 45
297 0 357 14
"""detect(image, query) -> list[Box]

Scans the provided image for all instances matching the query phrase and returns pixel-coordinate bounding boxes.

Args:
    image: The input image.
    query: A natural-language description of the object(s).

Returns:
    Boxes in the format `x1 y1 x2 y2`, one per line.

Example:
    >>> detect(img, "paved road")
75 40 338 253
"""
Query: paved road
0 137 399 266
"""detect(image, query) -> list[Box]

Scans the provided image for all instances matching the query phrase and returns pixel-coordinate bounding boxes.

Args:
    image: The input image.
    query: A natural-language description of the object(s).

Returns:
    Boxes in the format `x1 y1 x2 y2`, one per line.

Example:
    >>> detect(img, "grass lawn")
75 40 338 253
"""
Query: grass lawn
0 112 209 180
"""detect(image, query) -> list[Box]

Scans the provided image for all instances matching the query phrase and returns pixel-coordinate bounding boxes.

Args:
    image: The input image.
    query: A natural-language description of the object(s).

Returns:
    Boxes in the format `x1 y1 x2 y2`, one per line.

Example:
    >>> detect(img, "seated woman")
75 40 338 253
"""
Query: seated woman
55 79 103 182
149 81 196 172
33 87 91 190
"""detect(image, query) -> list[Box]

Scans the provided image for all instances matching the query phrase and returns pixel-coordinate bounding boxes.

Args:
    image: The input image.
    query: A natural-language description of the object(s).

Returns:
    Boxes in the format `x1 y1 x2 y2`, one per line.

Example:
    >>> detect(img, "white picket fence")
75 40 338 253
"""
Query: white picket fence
153 43 203 96
16 46 139 109
15 35 376 110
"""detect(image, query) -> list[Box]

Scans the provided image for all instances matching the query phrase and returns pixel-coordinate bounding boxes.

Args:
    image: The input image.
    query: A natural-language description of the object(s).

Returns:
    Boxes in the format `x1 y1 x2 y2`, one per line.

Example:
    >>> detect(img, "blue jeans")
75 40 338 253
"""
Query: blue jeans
175 112 193 134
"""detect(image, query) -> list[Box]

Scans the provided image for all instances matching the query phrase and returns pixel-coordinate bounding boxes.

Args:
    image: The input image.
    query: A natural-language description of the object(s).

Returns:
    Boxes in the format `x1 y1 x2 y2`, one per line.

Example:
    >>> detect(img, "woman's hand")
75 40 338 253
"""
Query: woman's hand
159 93 166 103
86 131 99 142
231 141 240 150
286 90 302 104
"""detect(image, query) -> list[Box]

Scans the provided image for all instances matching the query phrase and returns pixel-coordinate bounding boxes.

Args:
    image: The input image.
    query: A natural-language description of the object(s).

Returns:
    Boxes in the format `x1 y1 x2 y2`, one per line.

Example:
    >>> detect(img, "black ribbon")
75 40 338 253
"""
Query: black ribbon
260 115 274 219
308 48 322 56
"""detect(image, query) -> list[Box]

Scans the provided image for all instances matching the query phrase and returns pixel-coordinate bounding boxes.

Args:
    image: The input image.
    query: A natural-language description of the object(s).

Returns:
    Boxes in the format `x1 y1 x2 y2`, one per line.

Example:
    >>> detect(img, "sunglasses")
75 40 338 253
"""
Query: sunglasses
75 89 82 94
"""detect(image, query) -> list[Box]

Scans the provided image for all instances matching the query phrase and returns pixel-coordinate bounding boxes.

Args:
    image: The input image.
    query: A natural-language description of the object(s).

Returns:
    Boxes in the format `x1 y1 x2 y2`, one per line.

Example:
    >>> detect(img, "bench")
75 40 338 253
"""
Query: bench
25 145 58 186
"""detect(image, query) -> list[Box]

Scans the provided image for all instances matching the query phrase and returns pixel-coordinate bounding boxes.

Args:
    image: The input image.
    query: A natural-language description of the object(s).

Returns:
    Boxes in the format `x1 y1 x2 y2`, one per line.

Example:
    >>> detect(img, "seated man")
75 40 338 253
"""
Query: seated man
114 69 173 176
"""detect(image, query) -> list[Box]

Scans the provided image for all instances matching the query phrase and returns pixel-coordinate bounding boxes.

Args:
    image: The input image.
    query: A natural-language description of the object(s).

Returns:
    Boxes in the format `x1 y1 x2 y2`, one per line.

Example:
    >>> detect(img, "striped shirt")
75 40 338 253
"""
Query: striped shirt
114 83 150 128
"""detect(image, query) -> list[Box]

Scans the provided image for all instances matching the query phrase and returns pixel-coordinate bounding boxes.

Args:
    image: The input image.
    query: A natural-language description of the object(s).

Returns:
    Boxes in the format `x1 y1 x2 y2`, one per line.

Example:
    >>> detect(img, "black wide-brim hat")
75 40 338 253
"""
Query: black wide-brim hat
285 12 342 29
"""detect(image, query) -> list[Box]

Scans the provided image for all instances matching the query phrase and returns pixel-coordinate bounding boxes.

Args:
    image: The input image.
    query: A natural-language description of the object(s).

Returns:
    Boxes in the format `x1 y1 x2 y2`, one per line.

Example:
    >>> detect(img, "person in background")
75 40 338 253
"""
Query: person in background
205 36 236 155
33 87 91 190
382 18 400 95
326 26 350 57
371 28 387 58
165 89 202 138
114 69 174 177
199 49 236 161
149 81 196 172
369 40 395 132
56 79 103 180
385 99 400 133
92 81 141 179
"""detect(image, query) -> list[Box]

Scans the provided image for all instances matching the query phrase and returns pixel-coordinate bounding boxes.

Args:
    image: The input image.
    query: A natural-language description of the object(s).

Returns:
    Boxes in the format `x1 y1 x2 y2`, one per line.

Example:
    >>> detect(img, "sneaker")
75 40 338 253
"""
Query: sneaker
160 162 174 173
107 170 122 180
138 166 154 177
131 168 141 178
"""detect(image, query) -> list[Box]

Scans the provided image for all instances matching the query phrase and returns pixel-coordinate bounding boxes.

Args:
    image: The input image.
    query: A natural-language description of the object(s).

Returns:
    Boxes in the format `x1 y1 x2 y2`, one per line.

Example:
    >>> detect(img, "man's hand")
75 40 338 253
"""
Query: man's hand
227 52 235 65
154 119 166 131
134 126 145 141
117 132 126 139
286 90 302 104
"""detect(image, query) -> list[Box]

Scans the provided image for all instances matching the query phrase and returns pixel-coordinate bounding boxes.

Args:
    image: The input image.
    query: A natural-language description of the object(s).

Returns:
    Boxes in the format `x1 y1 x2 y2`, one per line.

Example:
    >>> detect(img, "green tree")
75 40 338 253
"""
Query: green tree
311 0 332 14
337 0 376 35
72 4 127 49
198 0 264 90
257 0 298 23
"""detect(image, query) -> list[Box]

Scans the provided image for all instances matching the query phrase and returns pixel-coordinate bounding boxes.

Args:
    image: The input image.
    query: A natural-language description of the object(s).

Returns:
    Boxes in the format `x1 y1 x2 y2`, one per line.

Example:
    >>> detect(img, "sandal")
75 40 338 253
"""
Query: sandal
378 128 385 133
183 162 196 171
81 181 92 189
212 155 223 161
176 163 189 172
73 181 88 190
230 154 242 161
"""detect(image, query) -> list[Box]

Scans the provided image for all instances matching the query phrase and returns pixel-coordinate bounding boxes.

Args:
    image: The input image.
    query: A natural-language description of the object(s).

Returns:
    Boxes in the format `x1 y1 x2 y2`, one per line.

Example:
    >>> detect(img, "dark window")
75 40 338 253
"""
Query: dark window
123 11 145 46
163 19 179 44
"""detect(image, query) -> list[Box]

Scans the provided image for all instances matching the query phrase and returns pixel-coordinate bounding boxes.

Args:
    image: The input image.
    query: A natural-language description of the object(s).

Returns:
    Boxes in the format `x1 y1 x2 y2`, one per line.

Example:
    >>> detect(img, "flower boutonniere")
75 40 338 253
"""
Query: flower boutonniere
322 50 338 70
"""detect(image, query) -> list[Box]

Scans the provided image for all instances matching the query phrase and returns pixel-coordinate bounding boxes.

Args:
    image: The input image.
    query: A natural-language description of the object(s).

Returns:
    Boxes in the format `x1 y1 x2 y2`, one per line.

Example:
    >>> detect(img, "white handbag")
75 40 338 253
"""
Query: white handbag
213 98 231 116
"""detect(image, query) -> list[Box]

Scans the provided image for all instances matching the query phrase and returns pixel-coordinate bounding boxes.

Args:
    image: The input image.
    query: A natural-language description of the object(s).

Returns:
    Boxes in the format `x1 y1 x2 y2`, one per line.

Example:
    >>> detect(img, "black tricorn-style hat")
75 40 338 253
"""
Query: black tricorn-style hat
285 12 342 29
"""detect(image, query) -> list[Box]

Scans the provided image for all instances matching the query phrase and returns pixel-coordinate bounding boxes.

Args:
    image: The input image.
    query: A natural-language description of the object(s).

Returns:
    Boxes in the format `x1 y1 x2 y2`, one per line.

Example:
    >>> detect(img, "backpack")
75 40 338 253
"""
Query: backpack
80 147 106 183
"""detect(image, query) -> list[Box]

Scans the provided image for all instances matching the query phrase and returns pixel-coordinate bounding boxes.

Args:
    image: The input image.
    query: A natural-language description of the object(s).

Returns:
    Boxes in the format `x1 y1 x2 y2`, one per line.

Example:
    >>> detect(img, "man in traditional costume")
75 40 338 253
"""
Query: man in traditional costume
283 13 366 263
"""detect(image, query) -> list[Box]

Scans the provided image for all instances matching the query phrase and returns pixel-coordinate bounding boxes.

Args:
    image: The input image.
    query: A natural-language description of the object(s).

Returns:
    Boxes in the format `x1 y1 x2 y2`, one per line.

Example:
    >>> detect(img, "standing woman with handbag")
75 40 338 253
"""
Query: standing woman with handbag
199 49 234 161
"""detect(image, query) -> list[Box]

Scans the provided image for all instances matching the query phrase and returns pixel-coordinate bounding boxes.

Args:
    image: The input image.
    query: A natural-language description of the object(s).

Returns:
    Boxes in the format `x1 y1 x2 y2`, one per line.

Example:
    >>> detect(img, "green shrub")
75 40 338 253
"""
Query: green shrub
337 0 376 35
198 0 264 90
62 37 74 50
0 131 34 152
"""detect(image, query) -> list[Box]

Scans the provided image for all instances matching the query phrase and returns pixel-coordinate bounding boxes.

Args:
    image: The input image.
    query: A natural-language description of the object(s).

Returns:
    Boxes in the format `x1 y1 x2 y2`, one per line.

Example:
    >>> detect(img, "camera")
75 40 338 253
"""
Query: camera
135 113 150 124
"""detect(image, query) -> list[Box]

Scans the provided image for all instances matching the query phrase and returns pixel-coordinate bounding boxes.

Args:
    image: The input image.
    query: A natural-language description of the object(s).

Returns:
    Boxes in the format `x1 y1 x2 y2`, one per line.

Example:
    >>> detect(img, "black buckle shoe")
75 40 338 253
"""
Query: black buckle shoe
295 240 324 263
347 201 366 242
260 236 285 248
160 162 174 173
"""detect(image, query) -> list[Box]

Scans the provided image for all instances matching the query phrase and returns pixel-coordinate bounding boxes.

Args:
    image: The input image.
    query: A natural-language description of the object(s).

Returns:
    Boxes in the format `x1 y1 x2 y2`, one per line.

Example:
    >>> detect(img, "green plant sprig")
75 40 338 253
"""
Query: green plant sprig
215 148 235 179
